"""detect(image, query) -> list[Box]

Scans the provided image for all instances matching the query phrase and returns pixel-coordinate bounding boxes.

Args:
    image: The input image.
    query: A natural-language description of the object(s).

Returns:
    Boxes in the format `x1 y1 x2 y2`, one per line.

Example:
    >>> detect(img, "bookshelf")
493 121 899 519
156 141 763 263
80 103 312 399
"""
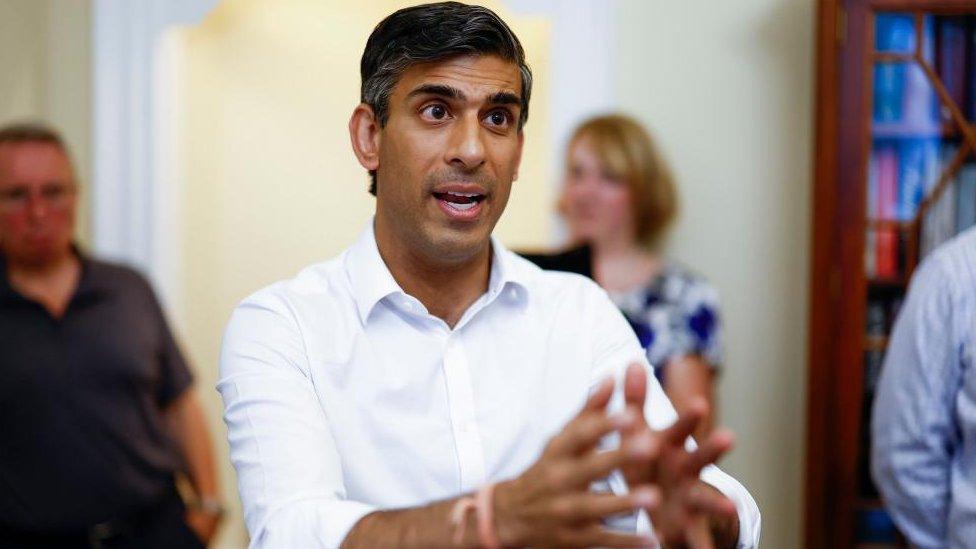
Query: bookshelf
807 2 976 548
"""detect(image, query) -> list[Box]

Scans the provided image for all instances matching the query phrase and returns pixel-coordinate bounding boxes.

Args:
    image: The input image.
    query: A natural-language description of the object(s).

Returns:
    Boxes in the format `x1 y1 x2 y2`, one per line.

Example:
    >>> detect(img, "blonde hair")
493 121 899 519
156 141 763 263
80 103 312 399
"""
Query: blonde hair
566 114 678 248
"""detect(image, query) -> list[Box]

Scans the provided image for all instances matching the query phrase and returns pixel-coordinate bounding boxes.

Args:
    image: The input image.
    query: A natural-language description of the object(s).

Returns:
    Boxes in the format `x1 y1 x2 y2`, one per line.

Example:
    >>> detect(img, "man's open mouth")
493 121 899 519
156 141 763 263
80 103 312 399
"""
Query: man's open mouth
432 191 486 212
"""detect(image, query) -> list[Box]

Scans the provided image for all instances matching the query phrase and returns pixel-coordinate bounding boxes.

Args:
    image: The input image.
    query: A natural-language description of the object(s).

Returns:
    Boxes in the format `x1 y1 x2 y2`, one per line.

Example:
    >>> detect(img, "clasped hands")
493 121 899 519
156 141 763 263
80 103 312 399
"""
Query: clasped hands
491 363 739 549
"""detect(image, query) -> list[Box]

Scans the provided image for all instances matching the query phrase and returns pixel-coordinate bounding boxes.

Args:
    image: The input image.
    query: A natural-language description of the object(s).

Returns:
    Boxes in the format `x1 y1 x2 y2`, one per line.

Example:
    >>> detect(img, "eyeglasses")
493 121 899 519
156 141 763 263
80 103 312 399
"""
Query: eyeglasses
0 184 77 213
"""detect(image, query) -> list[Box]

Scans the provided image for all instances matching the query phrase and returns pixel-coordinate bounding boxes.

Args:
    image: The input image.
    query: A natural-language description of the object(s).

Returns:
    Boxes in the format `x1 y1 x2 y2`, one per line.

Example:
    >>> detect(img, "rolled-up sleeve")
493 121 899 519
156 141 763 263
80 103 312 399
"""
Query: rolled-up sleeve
218 290 375 548
871 253 963 548
585 279 761 547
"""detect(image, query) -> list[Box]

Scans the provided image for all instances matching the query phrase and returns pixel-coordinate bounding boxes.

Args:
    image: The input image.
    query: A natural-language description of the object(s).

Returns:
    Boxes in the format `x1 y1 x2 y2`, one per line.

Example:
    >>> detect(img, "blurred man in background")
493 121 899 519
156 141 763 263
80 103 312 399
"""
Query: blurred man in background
872 227 976 548
0 122 222 548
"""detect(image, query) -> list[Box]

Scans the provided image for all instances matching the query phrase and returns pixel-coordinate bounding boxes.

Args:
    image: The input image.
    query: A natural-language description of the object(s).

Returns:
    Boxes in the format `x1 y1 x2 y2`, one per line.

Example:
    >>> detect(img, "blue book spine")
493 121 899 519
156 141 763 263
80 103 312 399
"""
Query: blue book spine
876 14 916 52
942 18 966 106
875 64 905 122
898 140 925 221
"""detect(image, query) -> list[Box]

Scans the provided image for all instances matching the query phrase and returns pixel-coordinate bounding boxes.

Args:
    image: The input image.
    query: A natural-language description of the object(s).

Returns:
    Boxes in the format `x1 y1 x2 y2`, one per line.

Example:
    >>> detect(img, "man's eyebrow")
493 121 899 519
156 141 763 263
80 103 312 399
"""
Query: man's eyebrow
406 84 465 101
487 91 521 107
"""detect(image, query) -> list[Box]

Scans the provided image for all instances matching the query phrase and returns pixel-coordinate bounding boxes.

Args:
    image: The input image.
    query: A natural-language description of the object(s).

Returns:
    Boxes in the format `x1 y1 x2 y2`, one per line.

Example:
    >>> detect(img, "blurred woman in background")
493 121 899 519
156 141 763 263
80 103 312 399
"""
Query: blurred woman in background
559 114 723 441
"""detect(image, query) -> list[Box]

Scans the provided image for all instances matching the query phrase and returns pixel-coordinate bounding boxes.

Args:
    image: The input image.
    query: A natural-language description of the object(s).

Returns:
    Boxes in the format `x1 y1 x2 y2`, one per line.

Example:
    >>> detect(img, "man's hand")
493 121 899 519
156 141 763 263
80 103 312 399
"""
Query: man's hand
492 377 661 548
619 363 739 549
184 508 221 546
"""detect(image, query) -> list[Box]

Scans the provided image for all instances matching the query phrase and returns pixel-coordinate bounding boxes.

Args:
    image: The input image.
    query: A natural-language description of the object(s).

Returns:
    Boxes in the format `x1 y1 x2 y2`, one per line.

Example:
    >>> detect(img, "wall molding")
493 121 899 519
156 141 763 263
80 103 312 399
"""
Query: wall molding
91 0 217 318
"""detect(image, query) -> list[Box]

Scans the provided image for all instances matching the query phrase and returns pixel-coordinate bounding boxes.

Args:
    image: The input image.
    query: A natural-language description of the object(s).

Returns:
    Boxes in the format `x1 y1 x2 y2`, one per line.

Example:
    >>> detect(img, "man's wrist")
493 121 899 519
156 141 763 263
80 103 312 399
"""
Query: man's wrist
189 496 226 518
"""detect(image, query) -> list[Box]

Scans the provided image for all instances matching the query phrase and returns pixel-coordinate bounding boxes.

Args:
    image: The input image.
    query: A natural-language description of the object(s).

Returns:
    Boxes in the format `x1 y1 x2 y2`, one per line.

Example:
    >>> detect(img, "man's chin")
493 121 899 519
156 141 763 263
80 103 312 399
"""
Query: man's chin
422 225 492 265
6 243 69 267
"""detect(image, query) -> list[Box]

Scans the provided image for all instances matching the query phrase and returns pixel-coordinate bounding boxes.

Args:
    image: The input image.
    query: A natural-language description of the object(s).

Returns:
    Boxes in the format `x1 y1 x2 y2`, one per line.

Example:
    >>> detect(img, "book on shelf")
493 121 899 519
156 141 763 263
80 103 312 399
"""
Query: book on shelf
956 164 976 234
969 18 976 121
874 63 906 124
874 229 899 279
873 14 938 130
921 147 960 259
877 143 899 220
876 13 916 53
866 139 957 277
898 140 927 221
940 17 966 118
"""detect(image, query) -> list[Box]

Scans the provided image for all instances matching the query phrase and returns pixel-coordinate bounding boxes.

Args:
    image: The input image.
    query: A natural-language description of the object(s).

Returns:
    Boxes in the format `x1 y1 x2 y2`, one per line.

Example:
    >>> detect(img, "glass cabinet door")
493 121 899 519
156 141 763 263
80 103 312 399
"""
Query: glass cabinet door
859 10 976 547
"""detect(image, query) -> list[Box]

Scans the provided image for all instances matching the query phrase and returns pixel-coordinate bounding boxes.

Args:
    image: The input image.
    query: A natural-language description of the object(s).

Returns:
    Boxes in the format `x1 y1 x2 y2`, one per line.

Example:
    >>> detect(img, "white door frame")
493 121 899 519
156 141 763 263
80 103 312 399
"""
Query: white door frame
91 0 218 318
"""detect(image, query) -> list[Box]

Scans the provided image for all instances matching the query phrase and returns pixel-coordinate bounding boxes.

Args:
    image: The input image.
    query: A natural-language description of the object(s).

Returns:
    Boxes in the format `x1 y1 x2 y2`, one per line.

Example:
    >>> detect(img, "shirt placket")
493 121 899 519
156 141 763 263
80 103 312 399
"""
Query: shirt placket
442 332 487 492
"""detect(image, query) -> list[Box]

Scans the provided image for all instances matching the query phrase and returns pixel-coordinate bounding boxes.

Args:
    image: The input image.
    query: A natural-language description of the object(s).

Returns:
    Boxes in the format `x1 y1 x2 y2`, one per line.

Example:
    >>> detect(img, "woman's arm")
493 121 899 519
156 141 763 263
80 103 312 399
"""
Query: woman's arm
662 355 716 442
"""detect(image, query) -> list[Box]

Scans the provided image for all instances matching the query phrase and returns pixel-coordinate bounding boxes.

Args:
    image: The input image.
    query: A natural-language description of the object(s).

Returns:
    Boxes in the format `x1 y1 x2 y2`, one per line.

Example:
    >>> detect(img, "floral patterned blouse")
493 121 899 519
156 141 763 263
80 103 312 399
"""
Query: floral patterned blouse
607 261 724 383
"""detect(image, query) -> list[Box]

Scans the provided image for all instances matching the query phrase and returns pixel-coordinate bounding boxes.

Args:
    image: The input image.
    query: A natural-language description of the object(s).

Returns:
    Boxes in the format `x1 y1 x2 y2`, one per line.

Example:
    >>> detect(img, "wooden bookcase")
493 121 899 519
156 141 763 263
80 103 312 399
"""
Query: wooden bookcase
807 1 976 547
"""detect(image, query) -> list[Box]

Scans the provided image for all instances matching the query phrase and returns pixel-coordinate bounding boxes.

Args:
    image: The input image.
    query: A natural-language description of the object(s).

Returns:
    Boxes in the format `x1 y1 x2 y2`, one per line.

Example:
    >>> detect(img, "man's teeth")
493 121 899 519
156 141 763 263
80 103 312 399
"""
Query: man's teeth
446 201 477 211
448 192 479 198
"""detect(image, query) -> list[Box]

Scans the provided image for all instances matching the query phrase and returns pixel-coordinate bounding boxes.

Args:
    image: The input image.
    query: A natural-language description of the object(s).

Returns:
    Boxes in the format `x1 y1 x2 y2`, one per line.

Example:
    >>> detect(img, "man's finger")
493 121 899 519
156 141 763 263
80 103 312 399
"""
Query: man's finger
624 362 648 411
662 398 708 446
585 376 615 411
573 442 657 484
549 408 635 457
686 483 738 518
683 429 735 476
554 487 660 521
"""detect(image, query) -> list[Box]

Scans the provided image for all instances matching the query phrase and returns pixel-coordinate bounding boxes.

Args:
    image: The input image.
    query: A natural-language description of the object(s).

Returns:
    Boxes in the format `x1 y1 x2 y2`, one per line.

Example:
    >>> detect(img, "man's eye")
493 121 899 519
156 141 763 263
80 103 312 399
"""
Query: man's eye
485 110 510 127
0 189 27 200
422 104 449 121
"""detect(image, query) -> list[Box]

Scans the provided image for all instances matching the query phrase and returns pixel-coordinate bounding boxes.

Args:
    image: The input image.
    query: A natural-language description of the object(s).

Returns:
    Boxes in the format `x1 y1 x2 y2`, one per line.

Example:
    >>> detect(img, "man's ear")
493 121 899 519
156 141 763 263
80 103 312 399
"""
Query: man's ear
349 103 381 172
512 130 525 182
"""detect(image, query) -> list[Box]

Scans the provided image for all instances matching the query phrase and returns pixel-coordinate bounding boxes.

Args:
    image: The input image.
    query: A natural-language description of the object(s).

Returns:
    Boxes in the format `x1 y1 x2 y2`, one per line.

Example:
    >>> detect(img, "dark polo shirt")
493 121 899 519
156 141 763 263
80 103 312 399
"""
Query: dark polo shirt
0 251 193 534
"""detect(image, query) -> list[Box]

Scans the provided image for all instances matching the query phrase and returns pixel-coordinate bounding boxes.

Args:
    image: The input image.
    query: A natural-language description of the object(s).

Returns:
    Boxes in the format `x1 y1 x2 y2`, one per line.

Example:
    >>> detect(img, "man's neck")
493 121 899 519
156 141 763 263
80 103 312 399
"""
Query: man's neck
5 248 81 318
374 220 491 329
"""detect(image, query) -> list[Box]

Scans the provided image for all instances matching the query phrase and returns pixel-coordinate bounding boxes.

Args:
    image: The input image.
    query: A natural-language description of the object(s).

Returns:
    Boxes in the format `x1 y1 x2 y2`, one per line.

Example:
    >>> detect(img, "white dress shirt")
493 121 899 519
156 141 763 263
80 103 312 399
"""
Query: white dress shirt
218 221 761 548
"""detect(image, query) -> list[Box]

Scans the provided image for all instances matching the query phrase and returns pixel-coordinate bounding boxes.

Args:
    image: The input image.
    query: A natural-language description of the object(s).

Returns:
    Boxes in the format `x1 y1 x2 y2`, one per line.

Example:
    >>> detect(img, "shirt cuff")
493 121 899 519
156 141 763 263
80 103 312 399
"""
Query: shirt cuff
252 498 377 549
700 464 761 548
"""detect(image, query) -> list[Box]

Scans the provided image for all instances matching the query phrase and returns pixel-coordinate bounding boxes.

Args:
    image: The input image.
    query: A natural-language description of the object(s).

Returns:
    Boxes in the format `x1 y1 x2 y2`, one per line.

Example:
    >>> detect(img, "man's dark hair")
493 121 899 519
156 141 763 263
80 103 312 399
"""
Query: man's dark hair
360 1 533 195
0 121 68 154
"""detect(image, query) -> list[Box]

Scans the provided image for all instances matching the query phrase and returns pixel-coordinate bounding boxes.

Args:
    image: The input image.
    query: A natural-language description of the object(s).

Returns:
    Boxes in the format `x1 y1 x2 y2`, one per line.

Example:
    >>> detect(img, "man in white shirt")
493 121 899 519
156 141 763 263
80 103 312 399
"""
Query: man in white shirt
218 3 760 548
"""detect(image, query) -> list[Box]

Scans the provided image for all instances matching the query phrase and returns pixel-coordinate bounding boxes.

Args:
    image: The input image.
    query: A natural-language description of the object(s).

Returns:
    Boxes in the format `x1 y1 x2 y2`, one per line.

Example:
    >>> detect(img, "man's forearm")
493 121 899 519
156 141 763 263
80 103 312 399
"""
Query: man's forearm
166 390 220 499
341 496 481 549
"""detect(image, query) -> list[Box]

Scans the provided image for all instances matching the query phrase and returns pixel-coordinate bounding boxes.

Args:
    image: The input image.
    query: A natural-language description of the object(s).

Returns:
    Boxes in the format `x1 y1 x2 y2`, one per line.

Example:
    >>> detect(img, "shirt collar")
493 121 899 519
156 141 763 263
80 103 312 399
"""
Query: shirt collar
344 221 403 324
344 218 530 325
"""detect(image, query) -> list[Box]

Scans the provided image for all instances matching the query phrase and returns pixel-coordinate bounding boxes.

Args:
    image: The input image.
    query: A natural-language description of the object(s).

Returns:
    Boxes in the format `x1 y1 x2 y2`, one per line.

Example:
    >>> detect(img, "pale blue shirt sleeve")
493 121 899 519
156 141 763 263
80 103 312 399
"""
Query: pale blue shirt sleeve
871 250 966 548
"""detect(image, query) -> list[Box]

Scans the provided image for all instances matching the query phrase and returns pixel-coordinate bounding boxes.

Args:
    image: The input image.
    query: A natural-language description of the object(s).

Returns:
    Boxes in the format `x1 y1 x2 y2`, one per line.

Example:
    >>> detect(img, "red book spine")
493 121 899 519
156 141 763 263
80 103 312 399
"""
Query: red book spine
875 229 898 278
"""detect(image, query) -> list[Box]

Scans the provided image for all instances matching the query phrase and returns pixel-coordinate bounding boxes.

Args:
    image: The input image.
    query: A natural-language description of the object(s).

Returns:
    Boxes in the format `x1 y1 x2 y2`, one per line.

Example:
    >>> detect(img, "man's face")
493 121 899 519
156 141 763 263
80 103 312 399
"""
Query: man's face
374 54 524 264
0 142 77 265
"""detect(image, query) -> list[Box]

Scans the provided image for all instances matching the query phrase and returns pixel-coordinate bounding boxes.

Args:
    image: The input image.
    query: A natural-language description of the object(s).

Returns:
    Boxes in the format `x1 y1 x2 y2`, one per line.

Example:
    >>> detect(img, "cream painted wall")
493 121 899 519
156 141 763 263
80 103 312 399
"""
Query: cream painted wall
175 2 550 544
0 0 92 245
616 1 813 547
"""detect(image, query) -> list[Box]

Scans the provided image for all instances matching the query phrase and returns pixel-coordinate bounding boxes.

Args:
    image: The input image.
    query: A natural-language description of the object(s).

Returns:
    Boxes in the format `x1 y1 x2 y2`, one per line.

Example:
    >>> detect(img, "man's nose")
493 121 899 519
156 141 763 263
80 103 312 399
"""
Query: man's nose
446 114 486 171
27 193 48 220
